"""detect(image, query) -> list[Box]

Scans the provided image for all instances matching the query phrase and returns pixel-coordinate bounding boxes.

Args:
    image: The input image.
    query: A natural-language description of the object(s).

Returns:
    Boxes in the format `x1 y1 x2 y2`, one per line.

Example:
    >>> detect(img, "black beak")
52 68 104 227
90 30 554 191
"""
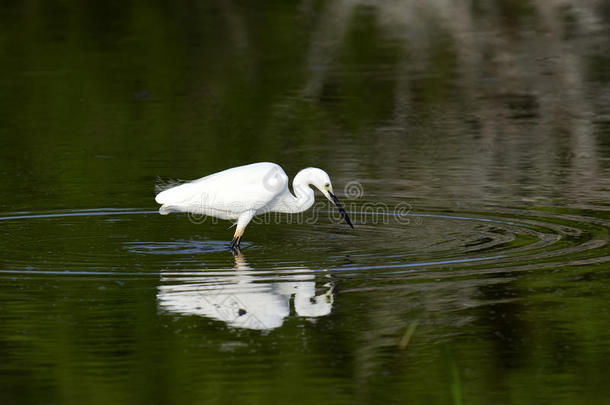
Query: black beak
328 192 354 229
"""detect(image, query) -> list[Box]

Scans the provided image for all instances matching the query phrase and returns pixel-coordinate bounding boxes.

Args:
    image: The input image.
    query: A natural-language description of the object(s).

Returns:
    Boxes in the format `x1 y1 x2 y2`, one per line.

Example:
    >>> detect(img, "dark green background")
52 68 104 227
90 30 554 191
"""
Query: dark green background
1 1 609 404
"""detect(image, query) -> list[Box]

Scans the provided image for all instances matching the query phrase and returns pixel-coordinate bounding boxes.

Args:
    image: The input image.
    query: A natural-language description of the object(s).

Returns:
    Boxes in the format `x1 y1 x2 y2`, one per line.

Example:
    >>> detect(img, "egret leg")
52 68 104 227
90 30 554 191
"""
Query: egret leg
230 210 256 250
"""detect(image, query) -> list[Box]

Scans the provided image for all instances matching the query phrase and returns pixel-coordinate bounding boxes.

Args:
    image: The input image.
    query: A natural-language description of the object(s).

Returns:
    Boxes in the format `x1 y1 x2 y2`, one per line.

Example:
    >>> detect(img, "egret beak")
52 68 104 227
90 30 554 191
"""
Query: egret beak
328 191 354 229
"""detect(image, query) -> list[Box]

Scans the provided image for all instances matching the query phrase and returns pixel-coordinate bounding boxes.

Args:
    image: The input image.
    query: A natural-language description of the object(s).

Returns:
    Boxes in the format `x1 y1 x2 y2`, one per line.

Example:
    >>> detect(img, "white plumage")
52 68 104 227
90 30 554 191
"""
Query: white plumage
155 162 353 249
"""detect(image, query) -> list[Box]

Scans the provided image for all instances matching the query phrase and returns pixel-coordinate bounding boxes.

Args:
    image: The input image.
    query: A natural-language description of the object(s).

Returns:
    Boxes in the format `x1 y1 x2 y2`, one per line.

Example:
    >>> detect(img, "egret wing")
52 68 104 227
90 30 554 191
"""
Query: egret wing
155 162 288 219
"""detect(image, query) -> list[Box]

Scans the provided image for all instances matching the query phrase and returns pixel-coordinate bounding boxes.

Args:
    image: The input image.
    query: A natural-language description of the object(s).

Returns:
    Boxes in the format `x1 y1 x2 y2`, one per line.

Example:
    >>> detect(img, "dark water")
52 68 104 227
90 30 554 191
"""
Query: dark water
1 1 610 404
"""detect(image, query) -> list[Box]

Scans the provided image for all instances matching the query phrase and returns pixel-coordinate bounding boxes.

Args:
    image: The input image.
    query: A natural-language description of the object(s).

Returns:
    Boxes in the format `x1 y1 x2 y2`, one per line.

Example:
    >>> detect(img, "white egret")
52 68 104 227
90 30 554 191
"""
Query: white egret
155 162 353 249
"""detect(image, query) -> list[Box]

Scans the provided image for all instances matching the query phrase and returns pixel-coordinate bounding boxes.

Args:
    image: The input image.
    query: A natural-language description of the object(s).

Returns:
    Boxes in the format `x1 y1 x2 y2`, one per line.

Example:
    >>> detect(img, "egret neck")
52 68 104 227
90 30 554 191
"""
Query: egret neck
286 168 317 213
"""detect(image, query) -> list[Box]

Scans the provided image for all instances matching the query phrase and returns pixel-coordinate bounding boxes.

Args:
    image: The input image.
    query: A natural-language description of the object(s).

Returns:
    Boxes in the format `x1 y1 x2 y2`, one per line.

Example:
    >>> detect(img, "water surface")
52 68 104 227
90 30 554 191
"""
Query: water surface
1 1 610 404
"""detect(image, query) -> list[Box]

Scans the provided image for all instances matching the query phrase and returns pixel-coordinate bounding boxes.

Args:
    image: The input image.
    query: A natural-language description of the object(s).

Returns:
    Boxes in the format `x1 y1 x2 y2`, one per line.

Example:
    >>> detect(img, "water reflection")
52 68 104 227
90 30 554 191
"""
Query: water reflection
157 252 334 330
1 0 609 402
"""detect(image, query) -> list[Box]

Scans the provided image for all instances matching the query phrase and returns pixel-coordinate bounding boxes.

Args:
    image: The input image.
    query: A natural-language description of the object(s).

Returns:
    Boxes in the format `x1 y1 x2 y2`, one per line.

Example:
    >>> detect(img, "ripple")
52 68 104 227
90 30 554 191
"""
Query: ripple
1 206 607 330
0 208 156 221
125 240 229 255
0 206 607 279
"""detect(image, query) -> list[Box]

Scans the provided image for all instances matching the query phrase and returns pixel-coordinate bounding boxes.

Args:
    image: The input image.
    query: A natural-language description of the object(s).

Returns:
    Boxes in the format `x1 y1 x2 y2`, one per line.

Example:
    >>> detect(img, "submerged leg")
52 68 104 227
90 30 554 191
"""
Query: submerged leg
230 235 242 250
230 210 256 250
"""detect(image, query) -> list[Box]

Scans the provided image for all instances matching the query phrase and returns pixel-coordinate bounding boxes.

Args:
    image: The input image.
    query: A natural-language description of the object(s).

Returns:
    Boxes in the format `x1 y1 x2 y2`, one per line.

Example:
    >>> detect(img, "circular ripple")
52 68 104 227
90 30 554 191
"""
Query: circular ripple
125 240 229 255
0 207 608 279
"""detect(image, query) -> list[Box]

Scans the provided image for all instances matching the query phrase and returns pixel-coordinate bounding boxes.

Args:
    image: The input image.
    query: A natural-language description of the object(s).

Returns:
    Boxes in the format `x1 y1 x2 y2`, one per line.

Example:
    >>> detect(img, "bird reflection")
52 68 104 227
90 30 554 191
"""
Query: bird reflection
157 252 334 330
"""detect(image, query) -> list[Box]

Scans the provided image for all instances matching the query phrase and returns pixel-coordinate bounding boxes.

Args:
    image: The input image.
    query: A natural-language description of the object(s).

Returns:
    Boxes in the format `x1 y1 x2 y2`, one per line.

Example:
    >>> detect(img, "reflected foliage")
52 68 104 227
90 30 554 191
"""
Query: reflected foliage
1 0 610 404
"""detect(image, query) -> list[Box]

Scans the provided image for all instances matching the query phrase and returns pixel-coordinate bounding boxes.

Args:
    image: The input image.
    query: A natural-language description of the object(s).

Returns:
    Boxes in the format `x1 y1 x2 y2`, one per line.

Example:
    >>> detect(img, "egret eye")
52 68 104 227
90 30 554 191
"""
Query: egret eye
325 183 330 189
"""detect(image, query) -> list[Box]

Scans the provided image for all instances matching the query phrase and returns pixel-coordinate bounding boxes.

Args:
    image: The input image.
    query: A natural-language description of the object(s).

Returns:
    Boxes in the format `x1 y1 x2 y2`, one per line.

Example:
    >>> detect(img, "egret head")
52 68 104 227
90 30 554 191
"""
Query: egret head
307 168 354 229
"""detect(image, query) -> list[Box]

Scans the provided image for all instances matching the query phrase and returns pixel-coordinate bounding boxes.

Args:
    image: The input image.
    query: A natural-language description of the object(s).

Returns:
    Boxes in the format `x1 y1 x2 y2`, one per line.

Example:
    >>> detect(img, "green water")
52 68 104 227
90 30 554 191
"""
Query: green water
1 1 610 404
